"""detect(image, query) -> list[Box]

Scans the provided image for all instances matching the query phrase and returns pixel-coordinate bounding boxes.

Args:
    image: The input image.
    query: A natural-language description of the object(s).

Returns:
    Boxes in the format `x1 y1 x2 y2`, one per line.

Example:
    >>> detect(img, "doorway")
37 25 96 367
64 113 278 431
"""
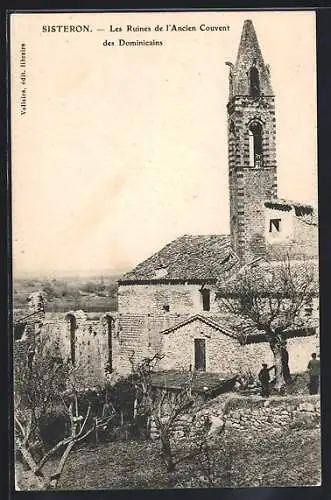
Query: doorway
194 339 206 371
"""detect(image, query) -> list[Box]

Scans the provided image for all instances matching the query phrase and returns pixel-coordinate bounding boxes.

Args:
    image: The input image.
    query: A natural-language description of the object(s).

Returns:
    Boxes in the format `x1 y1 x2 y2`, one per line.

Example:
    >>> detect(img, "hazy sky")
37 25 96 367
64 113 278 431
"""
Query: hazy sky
11 11 317 277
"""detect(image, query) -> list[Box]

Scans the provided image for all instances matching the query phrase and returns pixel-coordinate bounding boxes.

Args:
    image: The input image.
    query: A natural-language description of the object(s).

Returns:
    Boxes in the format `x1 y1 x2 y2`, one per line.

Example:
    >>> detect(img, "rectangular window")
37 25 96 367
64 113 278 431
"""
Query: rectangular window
269 218 281 233
194 339 206 371
201 289 210 311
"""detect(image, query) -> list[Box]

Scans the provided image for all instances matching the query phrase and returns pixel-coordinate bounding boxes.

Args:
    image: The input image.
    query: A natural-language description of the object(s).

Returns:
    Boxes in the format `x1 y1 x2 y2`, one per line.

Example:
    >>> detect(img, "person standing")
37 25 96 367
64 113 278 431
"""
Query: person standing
307 353 320 395
258 363 271 397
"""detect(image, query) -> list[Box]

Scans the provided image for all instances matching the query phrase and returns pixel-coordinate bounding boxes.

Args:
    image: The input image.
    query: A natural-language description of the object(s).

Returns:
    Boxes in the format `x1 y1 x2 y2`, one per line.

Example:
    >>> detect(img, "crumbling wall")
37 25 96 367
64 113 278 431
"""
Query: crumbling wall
13 308 320 386
149 393 320 440
17 311 121 389
222 394 320 433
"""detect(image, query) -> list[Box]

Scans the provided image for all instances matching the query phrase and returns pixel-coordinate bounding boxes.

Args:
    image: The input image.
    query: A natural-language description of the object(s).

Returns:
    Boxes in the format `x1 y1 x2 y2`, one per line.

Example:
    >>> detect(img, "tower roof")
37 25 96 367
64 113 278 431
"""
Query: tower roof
228 19 273 97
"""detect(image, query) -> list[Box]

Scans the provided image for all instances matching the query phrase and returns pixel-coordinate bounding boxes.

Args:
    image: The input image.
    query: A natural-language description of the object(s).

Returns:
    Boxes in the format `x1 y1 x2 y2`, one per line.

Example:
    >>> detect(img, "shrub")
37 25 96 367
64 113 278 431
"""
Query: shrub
38 409 70 449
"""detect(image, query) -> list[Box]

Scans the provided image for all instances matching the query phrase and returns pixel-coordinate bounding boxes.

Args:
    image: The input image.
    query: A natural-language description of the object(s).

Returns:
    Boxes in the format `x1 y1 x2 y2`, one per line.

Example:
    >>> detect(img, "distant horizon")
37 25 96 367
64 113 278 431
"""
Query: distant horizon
13 230 232 278
13 267 129 280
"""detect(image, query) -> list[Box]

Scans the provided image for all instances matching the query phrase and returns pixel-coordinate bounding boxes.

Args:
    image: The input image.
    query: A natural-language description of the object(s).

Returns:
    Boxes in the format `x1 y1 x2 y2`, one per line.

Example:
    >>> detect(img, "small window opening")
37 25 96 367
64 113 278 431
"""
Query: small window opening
249 66 260 98
249 122 263 167
269 218 281 233
201 289 211 312
163 304 170 312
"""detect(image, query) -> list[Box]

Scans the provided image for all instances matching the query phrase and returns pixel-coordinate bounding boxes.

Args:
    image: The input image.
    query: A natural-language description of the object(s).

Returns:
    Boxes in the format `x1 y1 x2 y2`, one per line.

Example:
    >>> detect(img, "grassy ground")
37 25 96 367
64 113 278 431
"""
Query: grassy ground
285 372 314 396
16 425 320 490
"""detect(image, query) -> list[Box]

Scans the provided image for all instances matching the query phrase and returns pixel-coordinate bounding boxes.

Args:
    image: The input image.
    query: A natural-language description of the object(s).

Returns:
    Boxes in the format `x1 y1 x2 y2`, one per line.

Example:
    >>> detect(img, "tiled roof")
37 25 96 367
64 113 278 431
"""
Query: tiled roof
150 370 236 391
264 198 314 212
120 234 238 283
296 212 318 227
160 314 236 339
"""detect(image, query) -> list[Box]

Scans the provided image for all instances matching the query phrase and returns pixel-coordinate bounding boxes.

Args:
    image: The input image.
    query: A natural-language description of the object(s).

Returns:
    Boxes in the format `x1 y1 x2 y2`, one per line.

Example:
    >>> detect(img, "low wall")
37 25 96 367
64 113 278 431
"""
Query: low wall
221 394 320 433
150 393 320 440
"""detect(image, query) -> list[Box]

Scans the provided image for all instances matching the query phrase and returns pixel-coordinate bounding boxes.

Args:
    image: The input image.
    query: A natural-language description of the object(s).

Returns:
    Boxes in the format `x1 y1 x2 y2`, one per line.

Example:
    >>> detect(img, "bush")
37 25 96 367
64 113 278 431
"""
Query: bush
38 409 70 449
60 376 141 443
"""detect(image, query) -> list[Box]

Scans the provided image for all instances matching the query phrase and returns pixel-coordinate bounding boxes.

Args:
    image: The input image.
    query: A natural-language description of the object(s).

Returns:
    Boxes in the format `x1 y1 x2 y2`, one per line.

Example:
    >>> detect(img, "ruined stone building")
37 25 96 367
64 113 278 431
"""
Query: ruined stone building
14 20 319 387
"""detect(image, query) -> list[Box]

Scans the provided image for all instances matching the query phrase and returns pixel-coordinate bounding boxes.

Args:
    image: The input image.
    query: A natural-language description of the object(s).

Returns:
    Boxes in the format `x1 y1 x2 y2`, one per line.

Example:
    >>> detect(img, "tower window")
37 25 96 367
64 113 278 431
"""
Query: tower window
229 120 236 136
269 218 281 232
249 66 260 98
201 289 211 311
163 304 170 312
249 122 263 167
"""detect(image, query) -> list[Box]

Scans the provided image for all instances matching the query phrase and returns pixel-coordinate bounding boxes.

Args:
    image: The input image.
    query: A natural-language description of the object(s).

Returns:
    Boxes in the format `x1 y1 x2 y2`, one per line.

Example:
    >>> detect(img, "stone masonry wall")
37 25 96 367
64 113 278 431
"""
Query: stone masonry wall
150 394 320 441
292 217 319 258
238 334 320 377
158 320 240 374
228 95 277 263
222 394 320 434
13 305 319 386
158 325 319 377
15 312 120 389
265 207 318 259
118 283 219 315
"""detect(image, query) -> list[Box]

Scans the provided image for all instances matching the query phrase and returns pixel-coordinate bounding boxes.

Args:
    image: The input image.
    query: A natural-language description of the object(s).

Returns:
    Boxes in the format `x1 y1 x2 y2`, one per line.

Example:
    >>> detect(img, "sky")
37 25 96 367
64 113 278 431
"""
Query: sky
10 11 317 277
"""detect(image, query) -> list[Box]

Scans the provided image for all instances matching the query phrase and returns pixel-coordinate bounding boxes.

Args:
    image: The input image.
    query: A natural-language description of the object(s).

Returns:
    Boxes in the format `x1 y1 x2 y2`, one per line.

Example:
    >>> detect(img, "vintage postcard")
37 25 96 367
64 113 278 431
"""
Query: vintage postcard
10 10 320 490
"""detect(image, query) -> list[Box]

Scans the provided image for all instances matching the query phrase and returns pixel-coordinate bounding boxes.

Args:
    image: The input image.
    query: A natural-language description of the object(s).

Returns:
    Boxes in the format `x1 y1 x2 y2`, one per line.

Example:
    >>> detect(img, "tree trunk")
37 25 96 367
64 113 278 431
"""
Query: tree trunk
271 342 285 391
282 347 291 384
160 430 175 472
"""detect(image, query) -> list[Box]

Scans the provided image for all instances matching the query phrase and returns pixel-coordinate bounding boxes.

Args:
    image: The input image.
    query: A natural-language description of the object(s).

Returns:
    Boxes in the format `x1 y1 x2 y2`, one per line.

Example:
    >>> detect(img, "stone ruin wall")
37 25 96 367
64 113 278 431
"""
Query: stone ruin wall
13 309 320 387
222 394 320 434
150 393 320 441
13 279 320 387
14 311 120 389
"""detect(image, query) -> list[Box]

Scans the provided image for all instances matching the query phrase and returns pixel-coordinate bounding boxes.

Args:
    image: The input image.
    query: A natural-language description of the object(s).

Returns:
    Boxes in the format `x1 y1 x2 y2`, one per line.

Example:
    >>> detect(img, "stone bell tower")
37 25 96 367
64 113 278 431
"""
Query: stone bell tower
226 19 278 263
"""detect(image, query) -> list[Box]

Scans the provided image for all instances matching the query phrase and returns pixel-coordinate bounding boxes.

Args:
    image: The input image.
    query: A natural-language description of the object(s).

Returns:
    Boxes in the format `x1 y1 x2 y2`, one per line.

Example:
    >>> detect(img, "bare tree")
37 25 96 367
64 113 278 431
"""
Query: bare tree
217 256 318 390
14 336 114 490
129 352 195 472
14 335 69 453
